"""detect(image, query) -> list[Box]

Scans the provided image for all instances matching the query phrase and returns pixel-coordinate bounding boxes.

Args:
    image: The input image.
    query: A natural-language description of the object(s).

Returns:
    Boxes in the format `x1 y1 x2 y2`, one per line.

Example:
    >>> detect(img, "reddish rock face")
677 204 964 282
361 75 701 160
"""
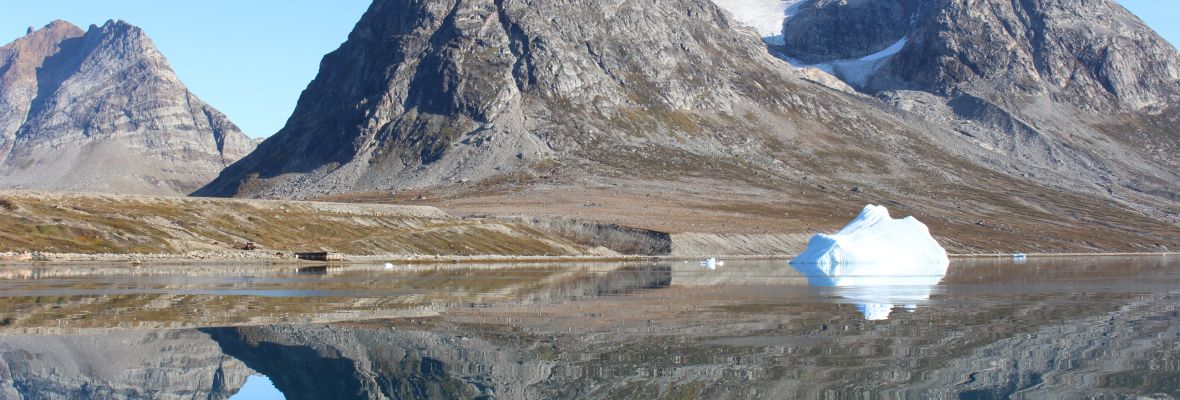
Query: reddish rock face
0 20 256 195
0 20 85 161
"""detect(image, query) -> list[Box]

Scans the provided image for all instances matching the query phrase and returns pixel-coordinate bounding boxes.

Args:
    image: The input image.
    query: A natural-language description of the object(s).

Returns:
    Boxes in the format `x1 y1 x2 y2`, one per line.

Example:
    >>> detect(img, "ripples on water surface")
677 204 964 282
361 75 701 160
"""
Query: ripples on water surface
0 256 1178 399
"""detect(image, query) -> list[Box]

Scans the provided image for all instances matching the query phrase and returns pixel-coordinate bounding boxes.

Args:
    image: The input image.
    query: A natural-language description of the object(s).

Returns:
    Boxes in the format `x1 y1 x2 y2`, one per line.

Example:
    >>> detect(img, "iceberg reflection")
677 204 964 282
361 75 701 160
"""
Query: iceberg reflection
789 262 949 320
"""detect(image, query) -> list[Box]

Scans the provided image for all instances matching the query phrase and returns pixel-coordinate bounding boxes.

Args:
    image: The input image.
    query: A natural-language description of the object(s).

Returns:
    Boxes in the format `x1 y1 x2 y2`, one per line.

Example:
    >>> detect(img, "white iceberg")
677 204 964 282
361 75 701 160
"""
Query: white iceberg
791 205 949 267
789 205 950 320
700 258 725 270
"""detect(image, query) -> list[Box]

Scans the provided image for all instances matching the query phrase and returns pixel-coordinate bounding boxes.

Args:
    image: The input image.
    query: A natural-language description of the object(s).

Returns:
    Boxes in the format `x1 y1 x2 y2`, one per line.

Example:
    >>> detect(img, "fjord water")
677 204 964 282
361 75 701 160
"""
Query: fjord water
1 257 1178 399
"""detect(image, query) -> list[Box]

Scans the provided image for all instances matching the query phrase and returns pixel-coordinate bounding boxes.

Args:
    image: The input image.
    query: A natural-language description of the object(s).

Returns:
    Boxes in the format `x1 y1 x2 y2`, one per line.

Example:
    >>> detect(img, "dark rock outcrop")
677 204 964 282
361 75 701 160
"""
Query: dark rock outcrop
0 20 256 195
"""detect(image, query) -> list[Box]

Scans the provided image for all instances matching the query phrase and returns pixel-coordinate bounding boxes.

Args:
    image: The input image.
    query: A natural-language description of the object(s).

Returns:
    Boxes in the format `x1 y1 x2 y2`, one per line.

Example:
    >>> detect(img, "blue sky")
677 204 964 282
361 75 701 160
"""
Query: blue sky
2 1 1177 139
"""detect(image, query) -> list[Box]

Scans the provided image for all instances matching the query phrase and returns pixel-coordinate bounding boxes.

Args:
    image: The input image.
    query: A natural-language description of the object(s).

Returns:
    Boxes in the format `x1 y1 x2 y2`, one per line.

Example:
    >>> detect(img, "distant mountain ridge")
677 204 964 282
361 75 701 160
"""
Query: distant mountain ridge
0 20 255 195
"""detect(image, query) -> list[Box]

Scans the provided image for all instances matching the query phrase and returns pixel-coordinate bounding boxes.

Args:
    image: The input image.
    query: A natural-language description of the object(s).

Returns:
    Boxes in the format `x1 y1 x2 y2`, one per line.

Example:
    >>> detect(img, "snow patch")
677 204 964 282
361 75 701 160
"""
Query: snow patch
712 0 804 42
779 37 908 88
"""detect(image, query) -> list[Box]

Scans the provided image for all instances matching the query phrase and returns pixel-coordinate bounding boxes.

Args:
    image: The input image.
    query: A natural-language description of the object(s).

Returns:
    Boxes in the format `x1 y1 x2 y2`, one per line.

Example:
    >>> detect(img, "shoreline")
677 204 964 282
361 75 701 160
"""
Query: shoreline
1 251 1175 268
947 252 1179 259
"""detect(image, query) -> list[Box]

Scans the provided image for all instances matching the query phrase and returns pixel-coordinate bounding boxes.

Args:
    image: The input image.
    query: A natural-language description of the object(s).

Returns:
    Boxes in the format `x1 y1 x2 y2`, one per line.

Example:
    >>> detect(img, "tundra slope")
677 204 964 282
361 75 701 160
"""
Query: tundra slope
0 20 255 195
199 0 1180 253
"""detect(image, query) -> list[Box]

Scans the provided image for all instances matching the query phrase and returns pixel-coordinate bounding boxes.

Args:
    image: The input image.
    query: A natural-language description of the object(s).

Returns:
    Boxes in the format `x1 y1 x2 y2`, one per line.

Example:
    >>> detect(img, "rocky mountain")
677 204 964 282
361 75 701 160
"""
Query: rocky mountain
198 0 841 197
780 0 1180 207
198 0 1180 252
0 20 255 195
783 0 1180 109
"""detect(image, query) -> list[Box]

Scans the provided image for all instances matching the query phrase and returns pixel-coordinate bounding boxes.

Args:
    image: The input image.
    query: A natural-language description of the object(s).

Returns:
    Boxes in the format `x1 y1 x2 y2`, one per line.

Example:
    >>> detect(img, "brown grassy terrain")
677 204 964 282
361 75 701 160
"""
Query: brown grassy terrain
0 191 589 257
320 174 1180 254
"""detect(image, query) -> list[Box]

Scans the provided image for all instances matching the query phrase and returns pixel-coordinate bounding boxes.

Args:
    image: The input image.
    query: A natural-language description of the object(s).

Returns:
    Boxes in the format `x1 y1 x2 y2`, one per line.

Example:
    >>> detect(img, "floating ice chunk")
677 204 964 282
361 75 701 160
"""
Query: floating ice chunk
700 258 725 270
790 205 949 320
791 205 949 267
383 263 395 270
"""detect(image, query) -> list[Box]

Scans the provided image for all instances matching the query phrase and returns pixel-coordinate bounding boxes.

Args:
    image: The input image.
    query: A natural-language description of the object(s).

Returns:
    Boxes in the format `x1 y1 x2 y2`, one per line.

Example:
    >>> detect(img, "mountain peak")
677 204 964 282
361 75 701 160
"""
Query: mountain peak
10 20 84 48
95 19 141 35
0 20 256 195
40 19 82 34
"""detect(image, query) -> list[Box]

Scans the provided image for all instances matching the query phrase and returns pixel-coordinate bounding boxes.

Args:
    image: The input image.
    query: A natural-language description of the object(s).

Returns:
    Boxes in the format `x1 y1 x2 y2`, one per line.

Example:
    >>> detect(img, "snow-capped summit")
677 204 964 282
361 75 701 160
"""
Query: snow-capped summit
791 205 950 266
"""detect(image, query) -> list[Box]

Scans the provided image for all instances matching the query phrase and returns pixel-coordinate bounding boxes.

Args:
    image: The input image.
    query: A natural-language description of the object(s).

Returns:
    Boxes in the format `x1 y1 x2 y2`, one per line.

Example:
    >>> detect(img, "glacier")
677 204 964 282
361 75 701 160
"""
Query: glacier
712 0 804 41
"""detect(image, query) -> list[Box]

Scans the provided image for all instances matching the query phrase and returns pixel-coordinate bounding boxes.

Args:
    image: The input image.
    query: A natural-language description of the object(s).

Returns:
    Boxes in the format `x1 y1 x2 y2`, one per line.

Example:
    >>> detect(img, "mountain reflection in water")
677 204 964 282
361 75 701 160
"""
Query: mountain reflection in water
1 256 1179 399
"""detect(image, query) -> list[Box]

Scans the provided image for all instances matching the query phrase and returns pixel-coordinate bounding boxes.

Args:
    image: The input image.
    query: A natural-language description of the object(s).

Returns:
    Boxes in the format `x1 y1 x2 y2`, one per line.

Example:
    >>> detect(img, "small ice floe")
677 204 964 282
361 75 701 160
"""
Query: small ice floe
700 258 725 270
1012 253 1028 260
384 263 395 270
790 205 950 320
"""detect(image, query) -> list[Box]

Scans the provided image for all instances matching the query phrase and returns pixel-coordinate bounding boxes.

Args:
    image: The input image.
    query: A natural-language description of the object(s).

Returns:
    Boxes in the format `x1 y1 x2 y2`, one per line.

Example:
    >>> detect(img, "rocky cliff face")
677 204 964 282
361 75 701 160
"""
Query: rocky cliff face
0 21 84 163
0 20 255 195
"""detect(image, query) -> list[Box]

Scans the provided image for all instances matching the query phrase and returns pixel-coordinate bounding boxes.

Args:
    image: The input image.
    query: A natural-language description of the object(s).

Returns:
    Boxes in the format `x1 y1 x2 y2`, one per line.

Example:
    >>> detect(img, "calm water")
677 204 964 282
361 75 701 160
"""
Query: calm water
1 256 1178 399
